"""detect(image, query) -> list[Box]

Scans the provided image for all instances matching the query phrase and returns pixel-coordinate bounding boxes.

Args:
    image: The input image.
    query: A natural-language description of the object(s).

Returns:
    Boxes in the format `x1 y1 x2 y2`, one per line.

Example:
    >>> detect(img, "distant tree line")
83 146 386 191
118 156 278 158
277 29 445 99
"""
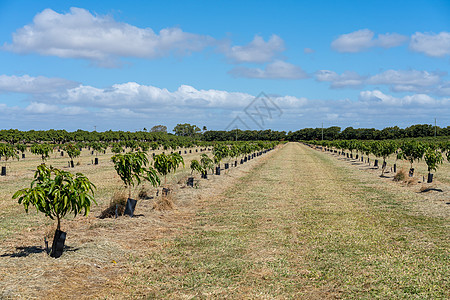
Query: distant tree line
0 124 448 144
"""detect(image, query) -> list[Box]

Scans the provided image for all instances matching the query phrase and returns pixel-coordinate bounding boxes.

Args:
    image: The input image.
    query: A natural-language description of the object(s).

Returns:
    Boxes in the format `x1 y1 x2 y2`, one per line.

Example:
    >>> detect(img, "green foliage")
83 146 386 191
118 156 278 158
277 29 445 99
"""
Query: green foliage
15 143 27 154
212 144 229 165
139 142 150 152
0 143 19 163
13 164 96 230
153 152 184 184
200 154 214 173
64 143 81 161
424 147 443 174
111 144 123 154
150 142 159 150
173 123 201 137
439 141 450 161
111 151 160 197
151 125 167 133
190 159 203 175
229 144 241 159
397 141 426 168
30 144 53 161
90 142 106 155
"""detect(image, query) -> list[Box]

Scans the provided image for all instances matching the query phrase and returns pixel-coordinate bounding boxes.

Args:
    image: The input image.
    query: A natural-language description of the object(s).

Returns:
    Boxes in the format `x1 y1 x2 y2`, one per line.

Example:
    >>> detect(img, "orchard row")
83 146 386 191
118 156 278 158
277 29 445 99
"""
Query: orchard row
307 139 449 182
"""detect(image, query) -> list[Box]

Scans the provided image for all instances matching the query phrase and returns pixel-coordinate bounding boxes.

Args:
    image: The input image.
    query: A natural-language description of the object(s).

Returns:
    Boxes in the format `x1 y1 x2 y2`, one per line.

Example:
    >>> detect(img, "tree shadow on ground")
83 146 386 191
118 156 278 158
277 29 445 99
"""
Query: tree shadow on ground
1 245 79 258
420 188 444 193
1 246 45 258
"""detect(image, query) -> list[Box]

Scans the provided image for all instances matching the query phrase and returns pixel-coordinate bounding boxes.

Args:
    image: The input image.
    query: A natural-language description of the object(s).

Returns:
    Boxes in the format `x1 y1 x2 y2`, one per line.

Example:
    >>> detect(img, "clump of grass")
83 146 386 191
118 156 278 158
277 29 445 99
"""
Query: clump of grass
407 177 419 185
138 187 150 199
153 190 174 210
99 189 127 218
393 169 406 182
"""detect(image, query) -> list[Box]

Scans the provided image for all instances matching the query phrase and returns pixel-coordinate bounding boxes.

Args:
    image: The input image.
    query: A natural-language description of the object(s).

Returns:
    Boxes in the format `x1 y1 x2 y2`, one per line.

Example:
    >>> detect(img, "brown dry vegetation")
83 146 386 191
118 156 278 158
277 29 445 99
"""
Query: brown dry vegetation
0 143 449 299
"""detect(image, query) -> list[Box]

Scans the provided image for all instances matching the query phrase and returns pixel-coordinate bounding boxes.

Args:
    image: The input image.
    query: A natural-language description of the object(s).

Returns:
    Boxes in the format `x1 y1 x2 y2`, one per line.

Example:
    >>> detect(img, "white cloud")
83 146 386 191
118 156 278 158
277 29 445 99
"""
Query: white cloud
331 29 375 52
436 81 450 96
316 69 446 94
409 32 450 57
58 83 254 109
359 90 437 106
0 75 79 94
315 70 365 88
367 70 440 86
376 33 408 48
228 60 308 79
3 7 213 66
2 84 449 130
331 29 407 53
25 102 88 115
223 35 284 63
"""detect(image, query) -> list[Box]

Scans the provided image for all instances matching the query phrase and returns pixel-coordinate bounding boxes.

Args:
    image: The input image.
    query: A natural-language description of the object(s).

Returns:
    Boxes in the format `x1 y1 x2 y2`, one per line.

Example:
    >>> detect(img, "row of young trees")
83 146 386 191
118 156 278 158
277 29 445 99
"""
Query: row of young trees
11 139 278 257
308 139 449 182
190 141 278 177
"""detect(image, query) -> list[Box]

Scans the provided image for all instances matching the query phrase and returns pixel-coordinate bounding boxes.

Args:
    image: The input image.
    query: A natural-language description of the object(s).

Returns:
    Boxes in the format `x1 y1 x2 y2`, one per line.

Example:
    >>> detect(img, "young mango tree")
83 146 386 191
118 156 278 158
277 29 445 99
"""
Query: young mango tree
15 143 27 159
229 144 241 167
212 144 228 174
91 142 106 156
31 143 53 162
190 159 203 175
424 146 443 183
13 164 96 258
111 151 160 216
377 140 398 176
200 153 214 178
397 141 426 177
153 152 184 185
188 159 203 187
65 143 81 168
0 144 19 175
440 141 450 162
111 144 124 154
111 151 160 198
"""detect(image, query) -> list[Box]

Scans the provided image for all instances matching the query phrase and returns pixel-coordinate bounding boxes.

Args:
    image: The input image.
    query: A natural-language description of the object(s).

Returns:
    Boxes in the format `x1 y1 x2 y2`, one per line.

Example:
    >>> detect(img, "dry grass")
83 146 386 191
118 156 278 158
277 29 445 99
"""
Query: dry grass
99 189 127 219
118 143 448 299
1 143 448 299
393 168 407 182
152 194 174 211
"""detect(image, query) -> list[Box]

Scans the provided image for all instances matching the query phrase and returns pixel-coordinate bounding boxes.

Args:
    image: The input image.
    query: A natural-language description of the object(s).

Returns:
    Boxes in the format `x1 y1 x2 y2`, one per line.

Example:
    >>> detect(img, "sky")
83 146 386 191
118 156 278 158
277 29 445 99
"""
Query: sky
0 0 449 132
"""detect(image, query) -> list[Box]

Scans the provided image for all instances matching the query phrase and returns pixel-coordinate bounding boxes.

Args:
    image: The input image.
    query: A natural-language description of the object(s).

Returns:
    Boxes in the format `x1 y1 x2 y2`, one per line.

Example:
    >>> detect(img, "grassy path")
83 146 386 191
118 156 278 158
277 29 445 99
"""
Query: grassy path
134 142 448 299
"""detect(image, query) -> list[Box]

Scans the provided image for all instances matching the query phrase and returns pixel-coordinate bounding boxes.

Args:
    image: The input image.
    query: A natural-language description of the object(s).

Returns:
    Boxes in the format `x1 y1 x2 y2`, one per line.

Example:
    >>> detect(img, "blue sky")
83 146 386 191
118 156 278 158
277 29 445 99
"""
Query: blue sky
0 0 449 132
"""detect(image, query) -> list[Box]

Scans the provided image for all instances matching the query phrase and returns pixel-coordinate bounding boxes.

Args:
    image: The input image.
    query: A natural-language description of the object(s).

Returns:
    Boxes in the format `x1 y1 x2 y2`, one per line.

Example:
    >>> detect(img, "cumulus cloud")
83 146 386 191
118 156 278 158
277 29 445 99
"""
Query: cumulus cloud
3 7 213 66
0 75 79 94
316 69 446 94
56 83 254 109
359 90 437 106
367 69 443 93
315 70 365 88
228 60 308 79
223 35 284 63
409 32 450 57
25 102 88 115
367 70 441 87
2 82 449 130
331 29 407 53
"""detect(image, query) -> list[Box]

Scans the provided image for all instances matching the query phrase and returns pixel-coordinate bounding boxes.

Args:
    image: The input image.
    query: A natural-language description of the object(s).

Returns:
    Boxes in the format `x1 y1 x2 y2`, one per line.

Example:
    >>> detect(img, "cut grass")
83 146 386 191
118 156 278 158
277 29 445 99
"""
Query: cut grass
0 143 448 298
126 143 448 299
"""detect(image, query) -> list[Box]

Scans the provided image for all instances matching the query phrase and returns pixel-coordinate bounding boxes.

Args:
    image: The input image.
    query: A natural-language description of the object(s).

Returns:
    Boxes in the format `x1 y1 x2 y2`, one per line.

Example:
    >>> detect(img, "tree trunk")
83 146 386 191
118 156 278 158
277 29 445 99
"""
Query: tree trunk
56 215 61 231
